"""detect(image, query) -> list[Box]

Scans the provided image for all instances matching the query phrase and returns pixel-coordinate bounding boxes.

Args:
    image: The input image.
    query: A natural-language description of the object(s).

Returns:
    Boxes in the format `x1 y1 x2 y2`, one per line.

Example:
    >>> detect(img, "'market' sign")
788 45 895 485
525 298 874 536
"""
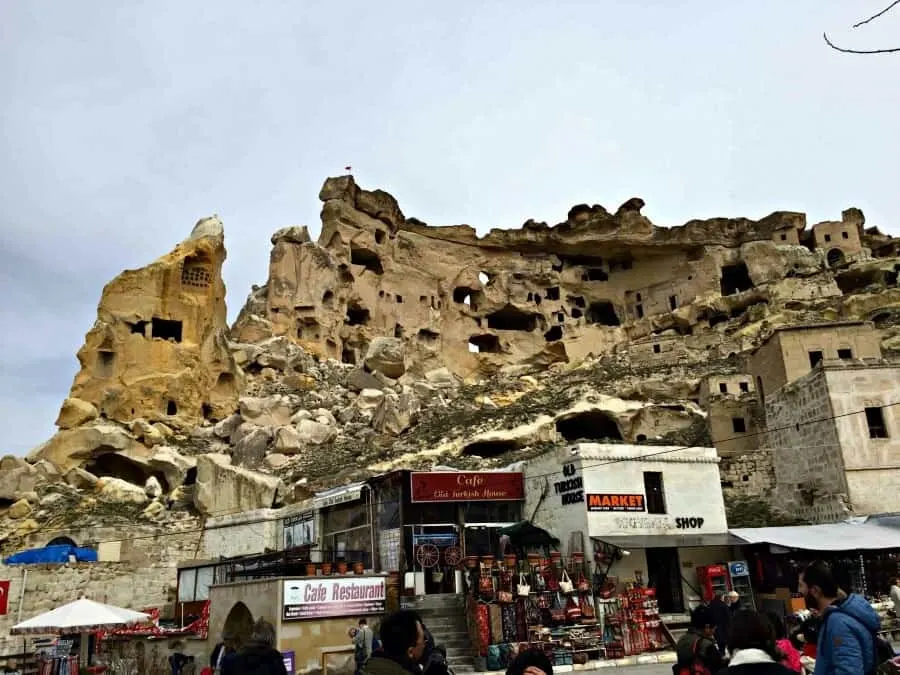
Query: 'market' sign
282 577 386 621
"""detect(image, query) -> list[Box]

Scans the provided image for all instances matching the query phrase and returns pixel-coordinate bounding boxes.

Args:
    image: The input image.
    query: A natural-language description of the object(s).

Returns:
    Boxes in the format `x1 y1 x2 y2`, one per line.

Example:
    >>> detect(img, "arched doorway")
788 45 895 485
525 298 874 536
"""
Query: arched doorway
223 602 254 649
827 248 845 267
47 536 77 548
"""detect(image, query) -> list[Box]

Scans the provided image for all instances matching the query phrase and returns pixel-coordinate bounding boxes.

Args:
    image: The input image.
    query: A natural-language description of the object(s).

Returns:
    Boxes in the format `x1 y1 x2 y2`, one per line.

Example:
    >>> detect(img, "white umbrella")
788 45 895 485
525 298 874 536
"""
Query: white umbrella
11 598 151 635
12 598 151 667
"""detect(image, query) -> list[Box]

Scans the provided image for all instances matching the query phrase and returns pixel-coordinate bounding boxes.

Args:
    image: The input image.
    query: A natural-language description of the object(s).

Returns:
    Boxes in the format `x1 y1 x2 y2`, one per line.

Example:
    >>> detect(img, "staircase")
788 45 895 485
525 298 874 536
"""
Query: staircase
404 594 476 673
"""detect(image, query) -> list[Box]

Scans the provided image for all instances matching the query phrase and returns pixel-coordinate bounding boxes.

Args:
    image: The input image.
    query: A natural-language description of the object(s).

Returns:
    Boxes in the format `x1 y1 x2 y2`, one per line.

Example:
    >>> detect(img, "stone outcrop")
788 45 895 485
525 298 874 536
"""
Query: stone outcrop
4 175 900 549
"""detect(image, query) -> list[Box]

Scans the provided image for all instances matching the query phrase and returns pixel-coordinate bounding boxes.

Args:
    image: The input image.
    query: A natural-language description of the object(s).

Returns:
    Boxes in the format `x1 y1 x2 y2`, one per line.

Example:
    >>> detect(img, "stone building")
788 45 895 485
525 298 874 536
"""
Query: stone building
699 374 764 457
746 320 900 521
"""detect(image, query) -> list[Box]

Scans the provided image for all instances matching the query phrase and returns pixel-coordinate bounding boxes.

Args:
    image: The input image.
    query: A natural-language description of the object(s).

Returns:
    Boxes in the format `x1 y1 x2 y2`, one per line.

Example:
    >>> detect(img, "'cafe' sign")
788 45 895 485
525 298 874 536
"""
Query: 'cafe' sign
410 472 525 503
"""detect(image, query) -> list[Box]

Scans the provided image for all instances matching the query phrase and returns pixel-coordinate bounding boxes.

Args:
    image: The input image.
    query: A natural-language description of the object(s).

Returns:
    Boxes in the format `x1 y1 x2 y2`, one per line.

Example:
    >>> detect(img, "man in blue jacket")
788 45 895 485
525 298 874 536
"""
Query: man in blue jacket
799 560 881 674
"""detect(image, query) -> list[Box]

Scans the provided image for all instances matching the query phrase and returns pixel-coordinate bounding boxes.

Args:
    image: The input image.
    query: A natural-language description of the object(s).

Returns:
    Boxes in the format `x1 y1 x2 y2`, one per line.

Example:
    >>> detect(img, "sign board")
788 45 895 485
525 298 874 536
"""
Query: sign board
314 485 364 509
555 463 584 506
410 472 524 503
587 493 646 512
282 650 295 673
283 577 386 621
729 561 749 578
283 511 316 550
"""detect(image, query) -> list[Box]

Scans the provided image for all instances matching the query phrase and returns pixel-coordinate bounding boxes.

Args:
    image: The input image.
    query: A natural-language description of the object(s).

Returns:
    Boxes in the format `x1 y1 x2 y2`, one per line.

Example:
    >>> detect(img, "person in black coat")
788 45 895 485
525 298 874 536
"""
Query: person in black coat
715 610 794 675
222 619 287 675
708 593 732 655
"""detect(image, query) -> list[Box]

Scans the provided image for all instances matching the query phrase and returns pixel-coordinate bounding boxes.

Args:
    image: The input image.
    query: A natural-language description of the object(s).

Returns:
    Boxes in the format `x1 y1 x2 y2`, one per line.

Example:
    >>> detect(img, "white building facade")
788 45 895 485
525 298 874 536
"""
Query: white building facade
525 444 737 616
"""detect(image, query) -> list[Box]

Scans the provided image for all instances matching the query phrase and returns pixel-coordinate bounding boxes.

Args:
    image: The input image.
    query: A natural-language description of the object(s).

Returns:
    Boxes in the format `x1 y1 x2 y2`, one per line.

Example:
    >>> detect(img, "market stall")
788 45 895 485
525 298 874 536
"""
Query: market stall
464 523 670 671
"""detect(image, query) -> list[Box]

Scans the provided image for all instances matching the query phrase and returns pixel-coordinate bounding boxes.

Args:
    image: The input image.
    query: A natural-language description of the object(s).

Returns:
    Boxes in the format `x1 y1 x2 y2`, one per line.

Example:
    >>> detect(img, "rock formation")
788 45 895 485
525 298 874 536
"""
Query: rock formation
3 176 900 545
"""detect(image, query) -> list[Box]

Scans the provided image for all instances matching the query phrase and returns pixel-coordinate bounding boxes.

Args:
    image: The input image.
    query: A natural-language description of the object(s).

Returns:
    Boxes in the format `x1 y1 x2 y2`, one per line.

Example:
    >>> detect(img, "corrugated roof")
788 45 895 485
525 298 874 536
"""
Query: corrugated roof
730 521 900 551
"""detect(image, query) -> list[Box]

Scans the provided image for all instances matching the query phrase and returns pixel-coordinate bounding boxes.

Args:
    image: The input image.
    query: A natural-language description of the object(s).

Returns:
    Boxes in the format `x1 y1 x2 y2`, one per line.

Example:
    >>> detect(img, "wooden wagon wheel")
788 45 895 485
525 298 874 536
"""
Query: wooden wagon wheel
415 543 440 569
443 545 463 568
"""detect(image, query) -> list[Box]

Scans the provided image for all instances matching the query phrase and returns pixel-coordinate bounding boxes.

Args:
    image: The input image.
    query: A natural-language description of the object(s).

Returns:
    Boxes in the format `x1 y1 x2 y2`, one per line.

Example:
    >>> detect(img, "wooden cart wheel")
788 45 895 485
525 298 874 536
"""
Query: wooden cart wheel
444 546 463 568
416 543 440 569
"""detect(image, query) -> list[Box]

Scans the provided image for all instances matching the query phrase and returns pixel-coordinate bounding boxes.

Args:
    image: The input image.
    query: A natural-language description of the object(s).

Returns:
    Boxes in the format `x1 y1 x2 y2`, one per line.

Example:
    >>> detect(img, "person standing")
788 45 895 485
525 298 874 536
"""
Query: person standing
221 619 287 675
210 633 235 674
763 612 802 673
675 605 724 674
715 610 794 674
708 592 732 655
354 618 374 675
361 610 426 675
798 560 881 675
890 578 900 617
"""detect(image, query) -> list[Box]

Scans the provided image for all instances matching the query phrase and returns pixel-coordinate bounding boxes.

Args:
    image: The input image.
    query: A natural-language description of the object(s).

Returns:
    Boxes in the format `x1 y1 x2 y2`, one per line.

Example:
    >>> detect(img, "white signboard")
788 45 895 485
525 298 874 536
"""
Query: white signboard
282 576 386 621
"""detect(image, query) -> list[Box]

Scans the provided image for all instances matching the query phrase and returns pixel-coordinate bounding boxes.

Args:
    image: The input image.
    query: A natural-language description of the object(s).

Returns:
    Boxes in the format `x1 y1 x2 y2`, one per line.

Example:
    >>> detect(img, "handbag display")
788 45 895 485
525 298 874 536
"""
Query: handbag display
498 590 513 603
559 570 574 594
479 575 494 594
517 573 531 597
576 572 591 593
565 595 582 622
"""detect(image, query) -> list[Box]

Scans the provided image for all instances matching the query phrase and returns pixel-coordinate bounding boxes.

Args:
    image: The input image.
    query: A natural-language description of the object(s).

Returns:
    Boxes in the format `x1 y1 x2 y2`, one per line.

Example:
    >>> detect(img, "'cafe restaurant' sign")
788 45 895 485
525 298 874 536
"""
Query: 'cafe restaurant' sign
410 471 525 503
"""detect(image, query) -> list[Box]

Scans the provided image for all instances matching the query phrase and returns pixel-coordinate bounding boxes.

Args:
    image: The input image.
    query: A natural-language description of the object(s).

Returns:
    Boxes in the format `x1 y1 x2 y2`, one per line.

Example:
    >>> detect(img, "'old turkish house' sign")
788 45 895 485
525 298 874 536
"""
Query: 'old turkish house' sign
410 471 525 503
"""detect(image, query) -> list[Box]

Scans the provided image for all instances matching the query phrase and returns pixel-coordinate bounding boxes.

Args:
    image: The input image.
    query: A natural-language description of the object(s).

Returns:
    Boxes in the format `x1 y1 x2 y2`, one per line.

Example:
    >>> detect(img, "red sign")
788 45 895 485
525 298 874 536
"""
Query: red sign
410 472 524 503
0 580 10 615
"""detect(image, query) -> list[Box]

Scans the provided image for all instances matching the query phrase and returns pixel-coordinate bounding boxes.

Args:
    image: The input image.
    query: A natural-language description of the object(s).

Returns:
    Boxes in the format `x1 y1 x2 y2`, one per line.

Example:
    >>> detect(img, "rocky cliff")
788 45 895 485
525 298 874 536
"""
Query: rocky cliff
2 176 899 546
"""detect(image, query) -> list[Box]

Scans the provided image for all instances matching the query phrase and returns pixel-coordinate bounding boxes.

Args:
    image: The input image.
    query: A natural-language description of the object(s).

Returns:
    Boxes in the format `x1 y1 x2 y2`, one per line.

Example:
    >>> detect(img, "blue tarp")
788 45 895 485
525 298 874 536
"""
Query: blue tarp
4 544 98 565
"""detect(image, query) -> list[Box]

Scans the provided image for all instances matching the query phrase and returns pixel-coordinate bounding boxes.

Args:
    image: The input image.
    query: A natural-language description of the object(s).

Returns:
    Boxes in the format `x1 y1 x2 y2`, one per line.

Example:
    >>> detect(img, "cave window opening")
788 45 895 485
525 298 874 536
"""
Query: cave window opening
824 234 832 243
394 324 405 339
417 329 439 343
486 305 537 332
546 287 560 300
668 295 678 311
719 383 728 393
585 301 621 326
462 439 519 457
719 262 754 296
708 313 728 328
96 350 116 377
582 268 609 282
555 410 623 442
557 312 565 323
345 304 370 326
152 318 183 342
757 376 765 406
326 340 338 358
468 334 500 353
635 305 644 319
128 321 149 336
350 246 384 275
378 291 385 298
395 295 403 303
636 293 642 301
827 248 845 267
739 382 749 393
732 417 747 434
568 296 586 308
322 290 334 308
184 467 198 486
572 308 583 319
652 344 661 354
453 288 475 307
527 292 533 301
842 231 849 240
781 234 787 241
534 295 542 305
167 400 178 416
544 326 563 342
808 350 824 369
838 348 853 360
342 349 356 365
636 434 647 442
339 265 355 284
419 295 428 305
375 230 386 244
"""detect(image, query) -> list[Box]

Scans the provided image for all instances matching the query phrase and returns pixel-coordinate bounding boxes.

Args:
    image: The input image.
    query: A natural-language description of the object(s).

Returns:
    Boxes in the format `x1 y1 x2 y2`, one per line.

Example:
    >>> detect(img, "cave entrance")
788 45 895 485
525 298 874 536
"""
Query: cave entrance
84 453 170 493
350 246 384 274
345 303 370 326
827 248 846 267
486 305 537 332
720 263 754 296
585 301 621 326
468 334 500 353
462 439 519 457
555 410 623 442
151 318 183 343
544 326 563 342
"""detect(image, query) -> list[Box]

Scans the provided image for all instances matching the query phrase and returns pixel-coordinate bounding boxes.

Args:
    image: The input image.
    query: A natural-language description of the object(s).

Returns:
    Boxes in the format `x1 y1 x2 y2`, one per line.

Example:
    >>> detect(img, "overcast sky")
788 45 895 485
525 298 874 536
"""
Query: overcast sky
1 1 898 456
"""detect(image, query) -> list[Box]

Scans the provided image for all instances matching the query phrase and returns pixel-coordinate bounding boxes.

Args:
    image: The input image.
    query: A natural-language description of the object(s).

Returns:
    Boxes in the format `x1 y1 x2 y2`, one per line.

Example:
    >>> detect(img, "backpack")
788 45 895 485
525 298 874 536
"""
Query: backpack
673 637 712 675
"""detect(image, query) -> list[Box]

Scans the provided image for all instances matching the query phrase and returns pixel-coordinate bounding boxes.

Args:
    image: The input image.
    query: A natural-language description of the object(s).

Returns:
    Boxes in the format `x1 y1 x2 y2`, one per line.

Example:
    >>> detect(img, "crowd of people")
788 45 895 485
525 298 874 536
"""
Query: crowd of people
674 560 894 675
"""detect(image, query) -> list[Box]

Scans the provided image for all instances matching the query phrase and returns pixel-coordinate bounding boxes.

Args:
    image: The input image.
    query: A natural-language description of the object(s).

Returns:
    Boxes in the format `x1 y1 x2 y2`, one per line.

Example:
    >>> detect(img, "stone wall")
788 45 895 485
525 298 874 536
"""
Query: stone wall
765 369 850 523
719 448 775 499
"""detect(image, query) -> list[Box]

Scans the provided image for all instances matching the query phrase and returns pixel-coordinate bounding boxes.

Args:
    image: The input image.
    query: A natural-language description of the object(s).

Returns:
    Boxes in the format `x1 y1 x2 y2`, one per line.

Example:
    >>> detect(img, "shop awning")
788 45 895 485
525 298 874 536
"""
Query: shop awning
730 522 900 551
313 482 366 508
592 533 742 549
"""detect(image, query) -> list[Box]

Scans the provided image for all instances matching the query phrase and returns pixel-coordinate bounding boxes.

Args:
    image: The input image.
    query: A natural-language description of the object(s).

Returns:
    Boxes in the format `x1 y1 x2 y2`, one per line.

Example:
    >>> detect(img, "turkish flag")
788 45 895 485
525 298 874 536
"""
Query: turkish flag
0 580 10 615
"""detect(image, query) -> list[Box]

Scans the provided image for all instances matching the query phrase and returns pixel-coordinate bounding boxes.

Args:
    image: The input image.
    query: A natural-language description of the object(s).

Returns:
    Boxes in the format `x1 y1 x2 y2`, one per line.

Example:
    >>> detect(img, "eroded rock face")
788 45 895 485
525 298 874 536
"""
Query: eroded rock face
193 454 283 516
52 217 242 441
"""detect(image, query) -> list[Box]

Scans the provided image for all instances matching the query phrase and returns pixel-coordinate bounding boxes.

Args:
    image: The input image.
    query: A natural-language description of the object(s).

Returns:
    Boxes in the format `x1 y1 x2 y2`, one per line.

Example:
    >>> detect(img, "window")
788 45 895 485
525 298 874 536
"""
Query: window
668 295 678 310
780 234 787 241
865 407 889 439
808 350 824 368
842 231 849 240
739 382 749 393
732 417 747 433
652 344 661 354
719 383 728 394
636 304 644 319
824 234 832 242
178 566 214 603
636 293 642 302
151 318 183 342
838 348 853 359
644 472 666 514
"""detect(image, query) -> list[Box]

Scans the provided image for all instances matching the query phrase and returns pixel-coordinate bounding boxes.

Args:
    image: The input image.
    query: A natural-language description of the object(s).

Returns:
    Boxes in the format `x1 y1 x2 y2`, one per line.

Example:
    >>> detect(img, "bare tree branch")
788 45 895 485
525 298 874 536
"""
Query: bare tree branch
853 0 900 28
823 31 900 54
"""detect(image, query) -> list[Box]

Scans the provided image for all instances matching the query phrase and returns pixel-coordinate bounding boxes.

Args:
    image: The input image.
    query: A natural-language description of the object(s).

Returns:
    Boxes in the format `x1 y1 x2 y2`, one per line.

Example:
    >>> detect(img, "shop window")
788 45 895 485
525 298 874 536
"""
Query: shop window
719 383 728 394
808 350 824 369
152 318 183 342
739 382 749 393
838 348 853 359
732 417 747 434
644 472 666 514
865 407 889 439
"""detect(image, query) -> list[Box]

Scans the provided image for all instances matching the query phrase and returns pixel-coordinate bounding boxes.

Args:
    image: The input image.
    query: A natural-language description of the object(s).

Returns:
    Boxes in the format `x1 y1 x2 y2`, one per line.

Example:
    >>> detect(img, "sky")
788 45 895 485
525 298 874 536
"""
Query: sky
1 1 898 456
